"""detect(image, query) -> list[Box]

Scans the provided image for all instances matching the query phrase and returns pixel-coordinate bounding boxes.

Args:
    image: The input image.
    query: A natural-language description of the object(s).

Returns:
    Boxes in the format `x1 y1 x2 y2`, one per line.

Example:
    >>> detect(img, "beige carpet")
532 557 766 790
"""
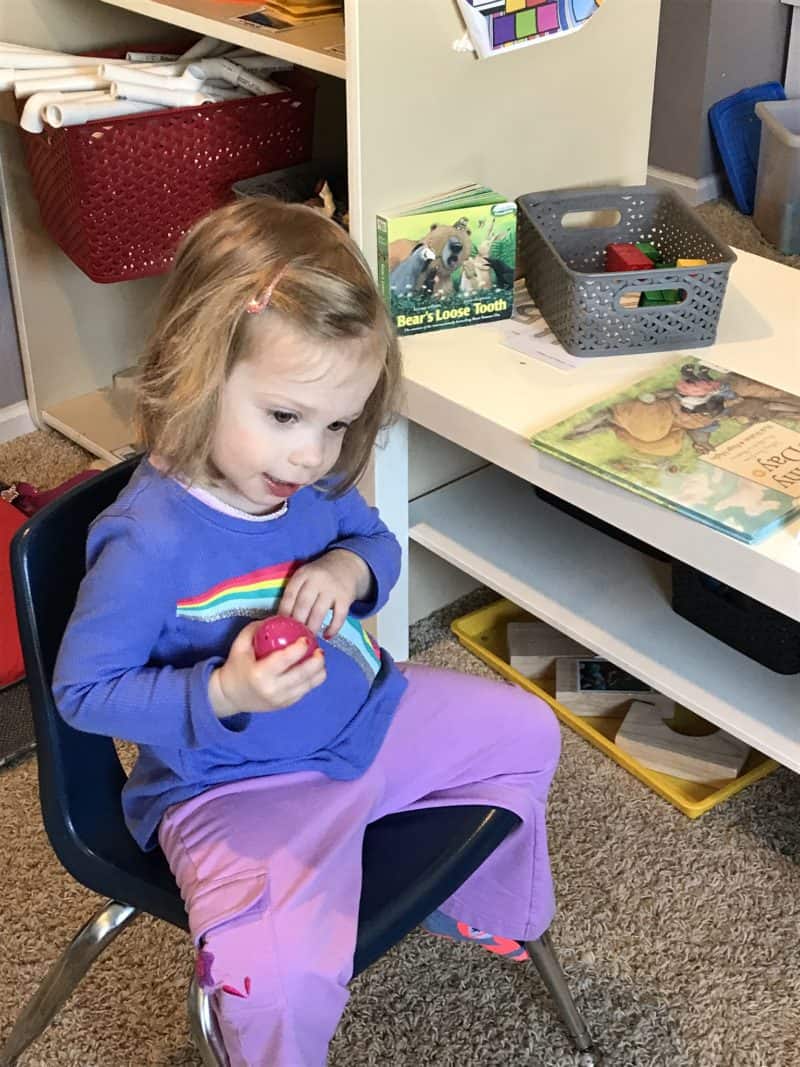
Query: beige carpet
1 590 799 1067
1 197 799 1066
696 199 800 270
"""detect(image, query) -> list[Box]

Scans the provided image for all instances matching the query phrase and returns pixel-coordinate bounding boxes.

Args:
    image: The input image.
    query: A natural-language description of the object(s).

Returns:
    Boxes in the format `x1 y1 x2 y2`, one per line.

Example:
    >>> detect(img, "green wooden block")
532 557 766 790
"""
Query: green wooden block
635 241 662 265
639 289 681 307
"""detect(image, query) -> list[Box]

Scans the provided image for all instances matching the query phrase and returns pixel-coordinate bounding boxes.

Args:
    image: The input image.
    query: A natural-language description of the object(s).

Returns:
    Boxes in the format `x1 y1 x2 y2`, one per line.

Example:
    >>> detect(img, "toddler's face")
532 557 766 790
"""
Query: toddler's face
206 316 381 514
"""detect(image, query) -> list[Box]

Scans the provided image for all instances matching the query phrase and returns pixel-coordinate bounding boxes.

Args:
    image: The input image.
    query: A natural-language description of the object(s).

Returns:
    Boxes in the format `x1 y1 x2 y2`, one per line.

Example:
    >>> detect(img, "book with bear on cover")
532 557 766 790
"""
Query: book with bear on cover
530 357 800 544
376 184 517 336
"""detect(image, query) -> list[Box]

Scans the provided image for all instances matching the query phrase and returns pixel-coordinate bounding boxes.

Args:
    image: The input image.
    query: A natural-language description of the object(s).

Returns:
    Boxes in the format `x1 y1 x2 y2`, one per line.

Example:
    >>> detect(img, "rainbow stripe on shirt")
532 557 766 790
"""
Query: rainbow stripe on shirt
176 561 381 683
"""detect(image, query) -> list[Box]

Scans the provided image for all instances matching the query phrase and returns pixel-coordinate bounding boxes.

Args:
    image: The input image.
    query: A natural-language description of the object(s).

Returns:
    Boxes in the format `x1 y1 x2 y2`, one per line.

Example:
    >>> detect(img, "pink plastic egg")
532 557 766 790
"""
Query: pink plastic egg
252 615 319 662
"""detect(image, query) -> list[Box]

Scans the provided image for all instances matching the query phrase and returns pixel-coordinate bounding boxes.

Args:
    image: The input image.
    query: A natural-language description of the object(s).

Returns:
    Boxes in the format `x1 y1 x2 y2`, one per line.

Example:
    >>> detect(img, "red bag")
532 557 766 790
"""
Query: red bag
10 470 99 516
1 468 100 687
1 497 26 688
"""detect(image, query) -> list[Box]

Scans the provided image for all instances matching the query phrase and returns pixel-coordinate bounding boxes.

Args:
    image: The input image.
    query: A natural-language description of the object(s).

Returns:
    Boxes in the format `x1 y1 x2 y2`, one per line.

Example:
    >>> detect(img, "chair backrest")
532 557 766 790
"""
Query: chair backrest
11 457 185 927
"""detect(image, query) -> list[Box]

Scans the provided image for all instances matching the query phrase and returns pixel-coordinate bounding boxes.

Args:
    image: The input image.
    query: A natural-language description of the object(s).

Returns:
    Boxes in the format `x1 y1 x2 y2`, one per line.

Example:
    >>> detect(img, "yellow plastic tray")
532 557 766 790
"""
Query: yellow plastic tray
451 598 779 818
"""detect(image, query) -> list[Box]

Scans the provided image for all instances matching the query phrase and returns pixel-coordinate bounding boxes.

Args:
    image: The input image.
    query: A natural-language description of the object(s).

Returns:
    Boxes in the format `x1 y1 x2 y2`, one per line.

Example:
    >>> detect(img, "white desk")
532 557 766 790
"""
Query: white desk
386 250 800 772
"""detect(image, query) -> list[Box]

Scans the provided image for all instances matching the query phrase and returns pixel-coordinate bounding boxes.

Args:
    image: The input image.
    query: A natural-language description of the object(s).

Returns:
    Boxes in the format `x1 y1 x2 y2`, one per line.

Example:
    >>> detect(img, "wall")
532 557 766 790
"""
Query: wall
700 0 790 177
650 0 790 181
0 224 24 407
649 0 713 180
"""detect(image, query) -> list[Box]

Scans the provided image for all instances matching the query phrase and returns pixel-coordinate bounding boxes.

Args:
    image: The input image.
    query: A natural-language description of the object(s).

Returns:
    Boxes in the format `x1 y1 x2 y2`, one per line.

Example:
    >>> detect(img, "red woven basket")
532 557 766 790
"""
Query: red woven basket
19 63 316 283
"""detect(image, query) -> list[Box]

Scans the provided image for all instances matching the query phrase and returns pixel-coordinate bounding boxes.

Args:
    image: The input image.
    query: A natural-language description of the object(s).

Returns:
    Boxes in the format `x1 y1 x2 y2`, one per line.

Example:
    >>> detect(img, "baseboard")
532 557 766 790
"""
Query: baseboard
0 401 35 444
647 166 724 207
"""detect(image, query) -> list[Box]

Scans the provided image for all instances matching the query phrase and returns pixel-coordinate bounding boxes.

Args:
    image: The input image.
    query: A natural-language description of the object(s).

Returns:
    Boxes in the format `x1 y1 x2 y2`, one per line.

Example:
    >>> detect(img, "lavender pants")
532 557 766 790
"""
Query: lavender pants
158 665 561 1067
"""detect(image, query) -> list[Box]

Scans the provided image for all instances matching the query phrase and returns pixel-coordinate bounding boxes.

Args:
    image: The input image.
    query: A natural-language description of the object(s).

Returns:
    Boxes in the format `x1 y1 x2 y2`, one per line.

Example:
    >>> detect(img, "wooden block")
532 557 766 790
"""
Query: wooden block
676 258 707 268
555 657 673 718
615 701 750 783
605 243 655 273
619 290 642 309
506 620 592 680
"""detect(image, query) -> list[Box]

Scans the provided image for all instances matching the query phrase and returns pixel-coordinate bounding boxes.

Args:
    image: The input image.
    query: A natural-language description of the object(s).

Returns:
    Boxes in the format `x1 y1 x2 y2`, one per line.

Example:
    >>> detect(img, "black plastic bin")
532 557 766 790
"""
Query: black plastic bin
672 561 800 675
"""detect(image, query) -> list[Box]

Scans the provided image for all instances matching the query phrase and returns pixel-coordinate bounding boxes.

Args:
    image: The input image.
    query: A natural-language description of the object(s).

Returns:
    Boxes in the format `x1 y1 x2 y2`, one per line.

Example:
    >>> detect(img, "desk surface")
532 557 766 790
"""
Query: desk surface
402 249 800 622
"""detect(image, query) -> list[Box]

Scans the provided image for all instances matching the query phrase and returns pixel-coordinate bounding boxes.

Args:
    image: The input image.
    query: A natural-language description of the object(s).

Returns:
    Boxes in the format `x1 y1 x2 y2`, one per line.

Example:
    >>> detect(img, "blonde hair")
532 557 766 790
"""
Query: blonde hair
136 197 402 494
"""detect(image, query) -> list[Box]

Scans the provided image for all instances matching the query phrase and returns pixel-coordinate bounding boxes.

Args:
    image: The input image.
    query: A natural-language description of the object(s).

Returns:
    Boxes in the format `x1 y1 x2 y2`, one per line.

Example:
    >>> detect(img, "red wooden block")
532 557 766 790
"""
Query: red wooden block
605 243 655 273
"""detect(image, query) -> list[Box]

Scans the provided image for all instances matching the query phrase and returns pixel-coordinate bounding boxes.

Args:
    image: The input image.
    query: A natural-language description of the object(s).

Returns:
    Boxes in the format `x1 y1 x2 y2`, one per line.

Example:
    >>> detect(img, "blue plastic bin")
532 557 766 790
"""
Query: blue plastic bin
709 81 786 214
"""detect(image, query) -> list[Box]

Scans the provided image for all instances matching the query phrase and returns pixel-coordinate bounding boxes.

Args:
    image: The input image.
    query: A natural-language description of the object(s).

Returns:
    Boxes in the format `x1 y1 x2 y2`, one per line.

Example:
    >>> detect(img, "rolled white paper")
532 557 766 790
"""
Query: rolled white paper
200 84 249 101
0 50 121 70
100 63 203 90
20 89 108 133
187 59 281 96
0 42 49 51
111 82 214 108
14 74 110 99
136 62 189 77
178 36 226 63
0 65 99 91
125 52 180 63
45 96 161 128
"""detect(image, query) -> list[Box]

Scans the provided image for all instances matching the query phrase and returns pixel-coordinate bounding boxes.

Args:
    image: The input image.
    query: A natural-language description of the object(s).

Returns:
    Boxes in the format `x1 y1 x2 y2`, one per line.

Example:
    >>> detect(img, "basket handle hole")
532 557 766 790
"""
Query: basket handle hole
560 209 622 230
619 288 688 309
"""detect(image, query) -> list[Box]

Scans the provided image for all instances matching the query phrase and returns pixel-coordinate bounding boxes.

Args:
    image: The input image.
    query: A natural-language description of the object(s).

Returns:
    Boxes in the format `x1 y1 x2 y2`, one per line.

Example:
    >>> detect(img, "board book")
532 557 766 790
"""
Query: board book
376 184 517 337
531 357 800 544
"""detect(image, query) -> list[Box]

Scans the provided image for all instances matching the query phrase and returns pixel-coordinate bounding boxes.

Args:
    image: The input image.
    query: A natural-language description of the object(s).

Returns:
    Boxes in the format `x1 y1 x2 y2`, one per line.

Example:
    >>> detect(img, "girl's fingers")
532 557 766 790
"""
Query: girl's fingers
306 594 334 639
286 582 321 628
257 637 316 674
277 651 327 704
325 599 348 639
231 619 263 655
277 574 302 618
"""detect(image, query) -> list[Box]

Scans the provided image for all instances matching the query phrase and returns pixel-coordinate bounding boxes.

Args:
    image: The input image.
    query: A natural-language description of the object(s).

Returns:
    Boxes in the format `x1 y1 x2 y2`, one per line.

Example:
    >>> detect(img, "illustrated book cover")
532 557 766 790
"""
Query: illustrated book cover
376 184 517 337
531 357 800 544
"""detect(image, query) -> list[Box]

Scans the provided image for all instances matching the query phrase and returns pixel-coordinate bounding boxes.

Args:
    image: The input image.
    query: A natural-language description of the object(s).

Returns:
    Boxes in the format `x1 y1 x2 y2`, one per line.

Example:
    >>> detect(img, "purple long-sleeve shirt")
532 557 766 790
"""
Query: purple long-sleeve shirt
53 460 407 850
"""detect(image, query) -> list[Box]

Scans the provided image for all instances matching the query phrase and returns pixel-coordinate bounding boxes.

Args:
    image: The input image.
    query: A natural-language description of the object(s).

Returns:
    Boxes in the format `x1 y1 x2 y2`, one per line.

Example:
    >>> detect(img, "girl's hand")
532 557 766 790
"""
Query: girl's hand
209 620 326 719
279 549 373 639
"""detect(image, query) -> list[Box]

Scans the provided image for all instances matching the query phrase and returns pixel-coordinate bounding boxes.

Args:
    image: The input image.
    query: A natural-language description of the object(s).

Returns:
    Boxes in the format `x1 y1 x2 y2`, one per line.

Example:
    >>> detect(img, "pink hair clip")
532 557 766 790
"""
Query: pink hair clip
245 265 288 315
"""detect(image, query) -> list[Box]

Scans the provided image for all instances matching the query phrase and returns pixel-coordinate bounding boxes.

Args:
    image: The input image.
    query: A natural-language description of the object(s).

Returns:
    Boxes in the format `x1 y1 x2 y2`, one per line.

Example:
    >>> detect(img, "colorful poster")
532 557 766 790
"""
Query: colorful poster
457 0 605 59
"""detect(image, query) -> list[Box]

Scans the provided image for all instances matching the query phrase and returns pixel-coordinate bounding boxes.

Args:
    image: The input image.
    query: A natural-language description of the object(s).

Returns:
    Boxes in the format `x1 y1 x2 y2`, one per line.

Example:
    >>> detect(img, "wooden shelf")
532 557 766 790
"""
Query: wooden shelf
42 389 135 464
402 249 800 624
97 0 346 78
410 465 800 772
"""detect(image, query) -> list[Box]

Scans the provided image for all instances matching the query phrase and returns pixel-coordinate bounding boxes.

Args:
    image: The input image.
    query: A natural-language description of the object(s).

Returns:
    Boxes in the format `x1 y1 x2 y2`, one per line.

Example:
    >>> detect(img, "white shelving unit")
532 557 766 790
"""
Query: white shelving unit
400 250 800 626
410 465 800 773
97 0 346 78
1 0 660 463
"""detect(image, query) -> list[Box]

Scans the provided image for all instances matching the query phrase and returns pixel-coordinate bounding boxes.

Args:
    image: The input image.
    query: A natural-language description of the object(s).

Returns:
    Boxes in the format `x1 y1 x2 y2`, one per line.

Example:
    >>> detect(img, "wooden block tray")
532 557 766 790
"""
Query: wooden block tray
451 598 779 818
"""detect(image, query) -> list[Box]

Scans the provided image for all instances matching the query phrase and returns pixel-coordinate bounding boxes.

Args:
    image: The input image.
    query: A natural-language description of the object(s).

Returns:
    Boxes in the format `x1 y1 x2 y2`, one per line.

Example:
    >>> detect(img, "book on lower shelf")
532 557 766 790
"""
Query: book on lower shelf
376 184 517 337
530 356 800 544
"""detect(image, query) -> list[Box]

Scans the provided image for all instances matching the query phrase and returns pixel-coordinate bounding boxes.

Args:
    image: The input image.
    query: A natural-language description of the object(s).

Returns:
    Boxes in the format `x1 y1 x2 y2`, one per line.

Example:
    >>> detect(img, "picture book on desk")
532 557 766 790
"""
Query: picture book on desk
530 357 800 544
376 184 517 337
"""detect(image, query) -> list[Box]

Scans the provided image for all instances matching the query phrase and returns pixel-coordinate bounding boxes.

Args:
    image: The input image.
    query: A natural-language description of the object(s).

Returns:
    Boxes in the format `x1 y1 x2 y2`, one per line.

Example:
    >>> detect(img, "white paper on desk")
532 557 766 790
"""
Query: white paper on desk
501 323 581 372
500 283 581 372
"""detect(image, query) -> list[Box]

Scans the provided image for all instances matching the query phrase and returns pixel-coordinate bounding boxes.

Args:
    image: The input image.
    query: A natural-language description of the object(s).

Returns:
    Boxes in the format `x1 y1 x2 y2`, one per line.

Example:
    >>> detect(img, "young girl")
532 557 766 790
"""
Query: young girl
53 198 561 1067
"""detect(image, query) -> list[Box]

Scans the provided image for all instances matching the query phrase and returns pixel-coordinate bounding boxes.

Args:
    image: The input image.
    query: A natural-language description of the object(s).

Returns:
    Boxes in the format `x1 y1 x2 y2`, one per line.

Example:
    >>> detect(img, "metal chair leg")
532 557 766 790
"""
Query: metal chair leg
0 900 138 1067
187 976 229 1067
526 930 602 1065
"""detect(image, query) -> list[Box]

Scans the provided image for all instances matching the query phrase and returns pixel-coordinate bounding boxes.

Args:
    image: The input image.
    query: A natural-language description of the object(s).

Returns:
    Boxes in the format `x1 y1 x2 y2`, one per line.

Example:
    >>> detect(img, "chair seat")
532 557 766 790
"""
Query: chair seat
355 804 520 976
63 800 519 976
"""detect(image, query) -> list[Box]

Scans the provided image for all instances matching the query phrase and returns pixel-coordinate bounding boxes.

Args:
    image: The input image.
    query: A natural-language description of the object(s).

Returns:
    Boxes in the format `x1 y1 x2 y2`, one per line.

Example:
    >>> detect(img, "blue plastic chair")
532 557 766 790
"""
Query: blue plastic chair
2 458 597 1066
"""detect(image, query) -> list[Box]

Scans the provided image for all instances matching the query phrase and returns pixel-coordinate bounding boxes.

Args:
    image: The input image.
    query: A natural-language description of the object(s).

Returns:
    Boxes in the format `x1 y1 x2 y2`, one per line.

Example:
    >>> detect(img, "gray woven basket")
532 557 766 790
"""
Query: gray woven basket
517 186 737 357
